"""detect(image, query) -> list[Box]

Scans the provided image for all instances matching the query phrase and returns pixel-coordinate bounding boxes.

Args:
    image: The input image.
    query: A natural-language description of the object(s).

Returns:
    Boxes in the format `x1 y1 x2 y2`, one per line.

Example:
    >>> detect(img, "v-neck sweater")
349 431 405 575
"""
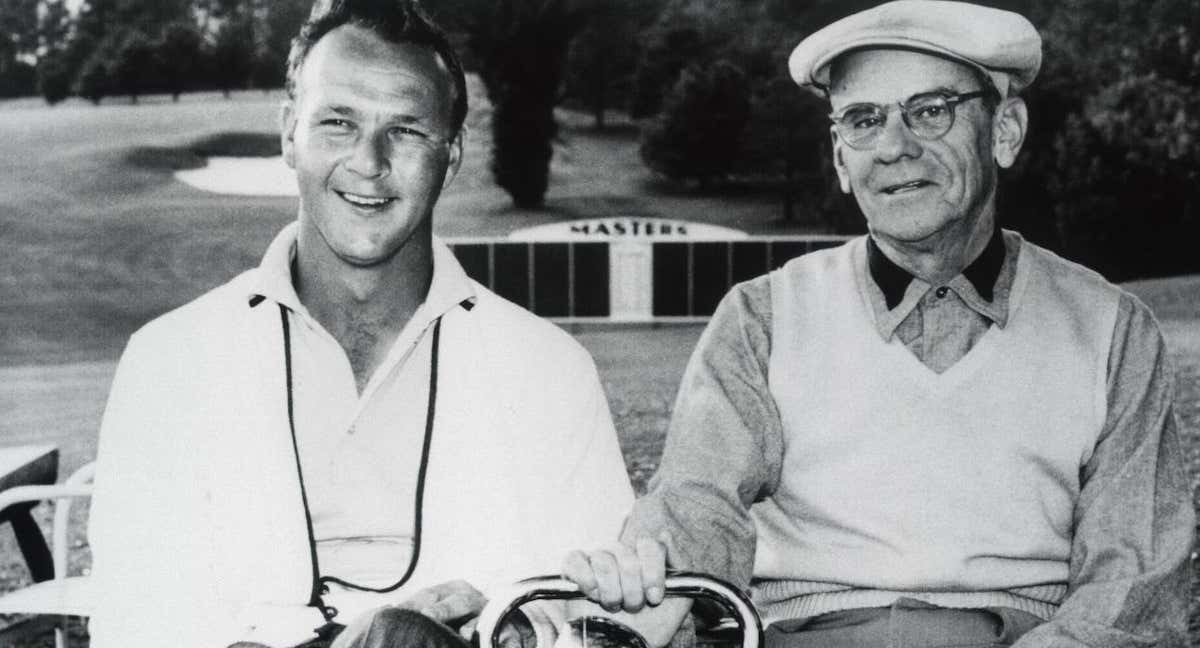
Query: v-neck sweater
621 232 1193 643
753 235 1117 620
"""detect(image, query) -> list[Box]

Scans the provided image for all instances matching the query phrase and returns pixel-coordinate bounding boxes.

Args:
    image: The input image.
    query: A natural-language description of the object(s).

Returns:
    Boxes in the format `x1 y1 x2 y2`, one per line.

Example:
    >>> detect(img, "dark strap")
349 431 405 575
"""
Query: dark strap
280 305 443 622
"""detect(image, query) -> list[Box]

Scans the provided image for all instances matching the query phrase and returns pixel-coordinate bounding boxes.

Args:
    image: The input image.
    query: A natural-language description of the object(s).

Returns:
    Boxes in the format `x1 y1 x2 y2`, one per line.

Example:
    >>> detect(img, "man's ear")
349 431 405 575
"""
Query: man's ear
992 96 1028 169
831 126 852 194
280 100 297 170
441 128 465 190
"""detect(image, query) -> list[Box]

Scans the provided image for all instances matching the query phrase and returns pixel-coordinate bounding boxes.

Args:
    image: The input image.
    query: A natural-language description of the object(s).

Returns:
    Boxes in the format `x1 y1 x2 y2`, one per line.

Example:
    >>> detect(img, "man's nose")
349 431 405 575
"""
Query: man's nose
873 112 922 163
345 133 390 178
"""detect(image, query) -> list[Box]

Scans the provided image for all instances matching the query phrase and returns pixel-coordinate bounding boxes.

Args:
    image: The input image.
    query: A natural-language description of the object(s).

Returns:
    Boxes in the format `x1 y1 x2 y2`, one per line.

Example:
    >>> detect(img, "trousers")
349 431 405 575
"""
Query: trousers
764 598 1043 648
328 608 471 648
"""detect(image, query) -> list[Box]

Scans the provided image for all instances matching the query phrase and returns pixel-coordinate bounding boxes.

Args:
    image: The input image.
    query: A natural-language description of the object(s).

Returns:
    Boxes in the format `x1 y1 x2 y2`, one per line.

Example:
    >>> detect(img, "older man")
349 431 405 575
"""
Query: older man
86 1 632 647
564 2 1194 647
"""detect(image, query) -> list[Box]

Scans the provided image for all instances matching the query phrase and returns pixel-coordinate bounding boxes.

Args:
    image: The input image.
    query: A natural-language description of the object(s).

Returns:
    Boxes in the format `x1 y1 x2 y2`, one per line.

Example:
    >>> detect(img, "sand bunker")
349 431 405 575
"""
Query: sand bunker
175 156 297 196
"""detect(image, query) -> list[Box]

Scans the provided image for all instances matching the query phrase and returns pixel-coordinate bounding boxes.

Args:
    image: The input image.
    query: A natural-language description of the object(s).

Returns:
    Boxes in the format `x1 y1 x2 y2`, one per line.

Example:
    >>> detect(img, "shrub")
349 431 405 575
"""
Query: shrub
640 59 750 185
76 57 110 105
36 57 72 105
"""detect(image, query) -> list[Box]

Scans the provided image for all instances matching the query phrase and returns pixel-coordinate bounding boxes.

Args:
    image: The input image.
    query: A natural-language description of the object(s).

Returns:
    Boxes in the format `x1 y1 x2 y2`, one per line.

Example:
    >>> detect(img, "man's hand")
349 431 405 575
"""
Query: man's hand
562 536 670 613
397 579 486 630
561 535 691 648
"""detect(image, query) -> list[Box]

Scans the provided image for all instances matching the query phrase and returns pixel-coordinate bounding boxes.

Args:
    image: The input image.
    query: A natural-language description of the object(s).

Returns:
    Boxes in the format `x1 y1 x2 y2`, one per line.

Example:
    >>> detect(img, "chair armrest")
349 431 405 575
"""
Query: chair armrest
0 470 95 583
0 485 93 512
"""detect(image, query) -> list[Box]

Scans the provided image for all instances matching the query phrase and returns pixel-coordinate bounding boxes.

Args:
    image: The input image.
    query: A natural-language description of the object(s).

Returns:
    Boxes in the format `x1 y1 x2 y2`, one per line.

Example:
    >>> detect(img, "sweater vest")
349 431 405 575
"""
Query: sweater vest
752 235 1120 624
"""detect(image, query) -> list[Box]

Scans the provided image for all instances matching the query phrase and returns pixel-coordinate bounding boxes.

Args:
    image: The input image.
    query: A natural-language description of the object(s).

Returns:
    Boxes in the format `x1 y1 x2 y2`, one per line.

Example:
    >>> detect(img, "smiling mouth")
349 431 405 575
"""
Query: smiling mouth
337 191 396 208
882 180 933 195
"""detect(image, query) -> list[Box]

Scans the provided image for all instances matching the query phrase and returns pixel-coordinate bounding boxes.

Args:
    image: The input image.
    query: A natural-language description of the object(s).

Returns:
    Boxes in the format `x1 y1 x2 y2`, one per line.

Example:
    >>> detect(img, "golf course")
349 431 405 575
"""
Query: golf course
2 85 1198 645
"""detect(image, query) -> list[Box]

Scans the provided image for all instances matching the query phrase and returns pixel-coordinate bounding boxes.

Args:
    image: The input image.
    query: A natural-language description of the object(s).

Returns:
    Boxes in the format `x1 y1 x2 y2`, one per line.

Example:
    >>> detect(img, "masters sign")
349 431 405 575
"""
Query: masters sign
509 217 748 242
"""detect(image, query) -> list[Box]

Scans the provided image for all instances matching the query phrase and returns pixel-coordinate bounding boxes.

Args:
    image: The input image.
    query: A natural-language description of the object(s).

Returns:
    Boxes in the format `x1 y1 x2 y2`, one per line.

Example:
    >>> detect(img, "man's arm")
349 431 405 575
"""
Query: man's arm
1013 295 1195 647
562 281 783 645
87 331 251 648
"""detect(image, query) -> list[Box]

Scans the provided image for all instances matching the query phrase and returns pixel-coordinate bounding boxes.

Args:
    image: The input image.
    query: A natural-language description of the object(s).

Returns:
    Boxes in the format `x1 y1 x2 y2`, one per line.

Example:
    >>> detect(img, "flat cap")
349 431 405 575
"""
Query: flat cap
788 0 1042 97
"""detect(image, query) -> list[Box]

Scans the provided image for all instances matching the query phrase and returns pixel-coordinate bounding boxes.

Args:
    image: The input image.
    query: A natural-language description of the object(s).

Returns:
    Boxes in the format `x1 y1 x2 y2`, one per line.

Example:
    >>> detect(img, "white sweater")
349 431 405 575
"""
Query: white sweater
753 237 1120 621
87 247 633 648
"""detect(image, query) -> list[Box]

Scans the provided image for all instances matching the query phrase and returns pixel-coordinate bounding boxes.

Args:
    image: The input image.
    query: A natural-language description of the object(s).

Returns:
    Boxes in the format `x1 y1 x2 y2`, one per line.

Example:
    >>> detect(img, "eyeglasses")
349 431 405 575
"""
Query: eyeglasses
830 90 989 150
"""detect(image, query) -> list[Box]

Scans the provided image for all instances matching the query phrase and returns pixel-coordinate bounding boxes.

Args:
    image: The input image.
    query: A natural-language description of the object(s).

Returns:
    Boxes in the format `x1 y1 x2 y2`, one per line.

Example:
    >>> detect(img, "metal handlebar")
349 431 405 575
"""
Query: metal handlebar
476 572 762 648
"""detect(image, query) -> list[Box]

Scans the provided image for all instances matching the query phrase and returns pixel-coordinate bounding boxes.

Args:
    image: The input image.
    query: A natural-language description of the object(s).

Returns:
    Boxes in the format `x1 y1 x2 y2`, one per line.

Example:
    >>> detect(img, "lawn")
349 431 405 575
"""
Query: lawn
1 88 1198 646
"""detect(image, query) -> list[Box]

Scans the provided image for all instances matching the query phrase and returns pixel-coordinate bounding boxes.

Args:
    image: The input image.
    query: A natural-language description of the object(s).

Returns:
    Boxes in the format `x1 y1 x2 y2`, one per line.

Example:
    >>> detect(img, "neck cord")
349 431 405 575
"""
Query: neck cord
280 304 442 622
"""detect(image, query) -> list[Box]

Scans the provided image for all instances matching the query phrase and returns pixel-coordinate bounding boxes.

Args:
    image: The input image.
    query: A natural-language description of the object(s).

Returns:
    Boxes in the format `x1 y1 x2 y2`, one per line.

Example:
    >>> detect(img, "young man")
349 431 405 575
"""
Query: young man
564 2 1194 647
87 2 632 646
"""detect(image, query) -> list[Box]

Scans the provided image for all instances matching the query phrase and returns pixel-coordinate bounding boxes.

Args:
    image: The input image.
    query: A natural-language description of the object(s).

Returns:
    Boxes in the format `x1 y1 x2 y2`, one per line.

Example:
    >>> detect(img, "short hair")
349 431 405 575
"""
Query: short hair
285 0 468 135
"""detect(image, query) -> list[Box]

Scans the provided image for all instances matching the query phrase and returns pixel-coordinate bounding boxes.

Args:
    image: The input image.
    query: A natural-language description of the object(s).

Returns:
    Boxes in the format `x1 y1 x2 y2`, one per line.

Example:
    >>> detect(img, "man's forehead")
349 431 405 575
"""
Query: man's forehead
828 48 979 105
297 24 452 105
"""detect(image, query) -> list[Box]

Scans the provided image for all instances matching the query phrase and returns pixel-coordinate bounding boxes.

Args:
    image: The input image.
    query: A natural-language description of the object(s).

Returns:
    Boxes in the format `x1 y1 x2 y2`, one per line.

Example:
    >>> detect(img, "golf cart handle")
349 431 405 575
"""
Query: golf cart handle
476 572 763 648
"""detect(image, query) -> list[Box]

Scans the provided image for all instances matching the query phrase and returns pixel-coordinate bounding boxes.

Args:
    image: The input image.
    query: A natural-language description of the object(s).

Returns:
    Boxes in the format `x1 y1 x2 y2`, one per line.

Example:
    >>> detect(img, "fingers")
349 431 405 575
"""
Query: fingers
589 547 628 612
636 536 667 606
398 580 486 624
562 549 600 598
458 616 478 641
560 537 669 614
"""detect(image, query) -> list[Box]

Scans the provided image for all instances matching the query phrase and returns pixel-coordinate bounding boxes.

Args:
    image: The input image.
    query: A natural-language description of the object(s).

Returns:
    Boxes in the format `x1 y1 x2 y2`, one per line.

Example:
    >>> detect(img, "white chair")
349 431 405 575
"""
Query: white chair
0 461 97 648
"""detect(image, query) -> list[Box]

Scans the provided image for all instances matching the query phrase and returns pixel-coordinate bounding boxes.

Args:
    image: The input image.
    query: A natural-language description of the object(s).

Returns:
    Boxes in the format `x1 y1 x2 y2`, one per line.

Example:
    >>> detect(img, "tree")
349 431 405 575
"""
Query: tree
1047 71 1200 280
36 55 71 104
739 77 841 223
640 59 750 186
76 56 111 105
210 11 256 97
157 21 205 101
38 0 72 55
0 0 38 61
628 26 707 118
0 0 38 97
112 30 157 103
432 0 593 208
562 0 663 129
255 0 309 89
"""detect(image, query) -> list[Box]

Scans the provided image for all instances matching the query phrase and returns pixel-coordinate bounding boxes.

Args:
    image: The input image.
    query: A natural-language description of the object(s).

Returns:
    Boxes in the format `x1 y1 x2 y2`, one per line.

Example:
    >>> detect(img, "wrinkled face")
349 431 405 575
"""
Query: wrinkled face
829 49 1013 247
281 24 462 268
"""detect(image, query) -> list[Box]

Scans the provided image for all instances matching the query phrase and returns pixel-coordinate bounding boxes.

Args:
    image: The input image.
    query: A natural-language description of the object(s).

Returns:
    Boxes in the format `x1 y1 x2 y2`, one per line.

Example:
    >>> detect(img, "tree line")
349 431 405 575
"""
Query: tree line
2 0 1198 280
616 0 1200 280
0 0 308 104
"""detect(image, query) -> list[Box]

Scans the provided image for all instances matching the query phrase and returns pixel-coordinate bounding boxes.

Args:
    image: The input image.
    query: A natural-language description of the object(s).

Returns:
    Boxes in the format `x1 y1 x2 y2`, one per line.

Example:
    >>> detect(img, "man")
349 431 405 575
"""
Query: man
563 2 1194 647
87 2 632 647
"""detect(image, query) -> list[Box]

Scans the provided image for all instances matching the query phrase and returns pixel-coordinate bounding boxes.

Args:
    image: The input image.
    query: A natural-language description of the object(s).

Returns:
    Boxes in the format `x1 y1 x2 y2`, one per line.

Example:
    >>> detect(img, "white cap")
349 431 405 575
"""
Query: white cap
788 0 1042 97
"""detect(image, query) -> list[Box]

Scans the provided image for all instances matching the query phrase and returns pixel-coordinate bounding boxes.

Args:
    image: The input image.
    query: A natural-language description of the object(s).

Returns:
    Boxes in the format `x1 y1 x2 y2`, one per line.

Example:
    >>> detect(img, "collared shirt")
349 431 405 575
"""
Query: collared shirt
865 228 1014 373
251 223 476 590
621 230 1193 644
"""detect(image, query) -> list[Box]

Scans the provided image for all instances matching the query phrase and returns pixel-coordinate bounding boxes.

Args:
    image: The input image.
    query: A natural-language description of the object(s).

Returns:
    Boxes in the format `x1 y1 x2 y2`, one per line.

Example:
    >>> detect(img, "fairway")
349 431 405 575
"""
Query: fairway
1 91 1199 646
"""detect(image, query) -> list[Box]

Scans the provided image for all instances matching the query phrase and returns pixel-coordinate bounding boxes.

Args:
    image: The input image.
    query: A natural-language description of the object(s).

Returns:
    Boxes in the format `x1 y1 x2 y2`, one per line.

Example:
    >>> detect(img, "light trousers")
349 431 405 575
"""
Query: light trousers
764 598 1043 648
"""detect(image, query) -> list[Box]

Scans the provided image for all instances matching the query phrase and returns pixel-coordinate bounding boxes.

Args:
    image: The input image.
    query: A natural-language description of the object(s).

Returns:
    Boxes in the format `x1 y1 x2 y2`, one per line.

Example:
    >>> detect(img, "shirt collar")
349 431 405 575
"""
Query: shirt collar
867 226 1007 310
862 227 1019 340
247 222 478 320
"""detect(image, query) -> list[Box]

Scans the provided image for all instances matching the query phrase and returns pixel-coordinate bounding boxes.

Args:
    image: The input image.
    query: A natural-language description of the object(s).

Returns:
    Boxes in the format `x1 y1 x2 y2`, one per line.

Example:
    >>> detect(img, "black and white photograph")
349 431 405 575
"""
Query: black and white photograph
1 0 1198 646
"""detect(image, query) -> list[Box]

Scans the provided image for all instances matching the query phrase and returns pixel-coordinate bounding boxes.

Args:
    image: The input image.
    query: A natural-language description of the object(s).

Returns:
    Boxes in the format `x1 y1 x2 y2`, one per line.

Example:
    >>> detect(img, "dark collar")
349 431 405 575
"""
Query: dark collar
867 227 1006 310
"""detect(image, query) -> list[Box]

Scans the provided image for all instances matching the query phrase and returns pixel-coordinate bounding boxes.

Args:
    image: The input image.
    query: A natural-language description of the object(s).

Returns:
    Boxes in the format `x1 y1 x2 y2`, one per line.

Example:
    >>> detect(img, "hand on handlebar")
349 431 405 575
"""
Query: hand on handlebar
561 533 675 614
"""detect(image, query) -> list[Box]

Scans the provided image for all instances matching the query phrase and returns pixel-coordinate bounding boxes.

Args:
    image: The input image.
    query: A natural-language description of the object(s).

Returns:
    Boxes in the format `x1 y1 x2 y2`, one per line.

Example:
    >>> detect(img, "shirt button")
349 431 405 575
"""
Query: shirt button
935 286 949 298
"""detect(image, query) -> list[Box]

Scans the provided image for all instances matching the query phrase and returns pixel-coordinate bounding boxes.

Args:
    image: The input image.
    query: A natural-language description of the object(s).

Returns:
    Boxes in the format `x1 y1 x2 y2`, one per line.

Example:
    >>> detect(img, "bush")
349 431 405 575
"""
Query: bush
76 57 110 105
1047 73 1200 280
640 59 750 185
156 22 204 101
0 59 36 98
112 31 157 103
36 57 72 104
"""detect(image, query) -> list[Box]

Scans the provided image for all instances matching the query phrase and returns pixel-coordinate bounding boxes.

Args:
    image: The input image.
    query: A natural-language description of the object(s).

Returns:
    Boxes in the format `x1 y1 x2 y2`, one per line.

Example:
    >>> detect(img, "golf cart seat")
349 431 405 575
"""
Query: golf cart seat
0 459 97 648
476 572 762 648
